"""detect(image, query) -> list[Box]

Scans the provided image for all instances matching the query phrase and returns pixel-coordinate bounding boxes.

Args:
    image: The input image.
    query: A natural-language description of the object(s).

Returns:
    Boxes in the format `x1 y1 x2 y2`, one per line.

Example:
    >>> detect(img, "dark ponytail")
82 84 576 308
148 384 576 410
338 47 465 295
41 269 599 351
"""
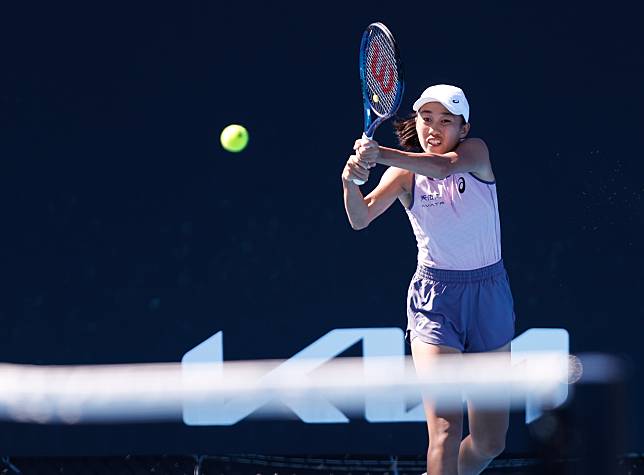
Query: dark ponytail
393 114 422 152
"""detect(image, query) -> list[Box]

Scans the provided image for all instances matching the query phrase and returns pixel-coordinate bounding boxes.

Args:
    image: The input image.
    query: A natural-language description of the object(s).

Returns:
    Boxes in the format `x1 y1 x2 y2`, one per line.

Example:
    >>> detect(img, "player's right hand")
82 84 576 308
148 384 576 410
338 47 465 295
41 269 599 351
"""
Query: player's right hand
342 154 370 184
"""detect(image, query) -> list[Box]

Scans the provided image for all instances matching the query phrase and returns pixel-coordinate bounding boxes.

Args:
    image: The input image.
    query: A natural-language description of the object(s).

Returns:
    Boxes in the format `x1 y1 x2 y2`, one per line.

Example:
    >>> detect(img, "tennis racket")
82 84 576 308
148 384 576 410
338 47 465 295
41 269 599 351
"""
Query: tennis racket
352 22 405 185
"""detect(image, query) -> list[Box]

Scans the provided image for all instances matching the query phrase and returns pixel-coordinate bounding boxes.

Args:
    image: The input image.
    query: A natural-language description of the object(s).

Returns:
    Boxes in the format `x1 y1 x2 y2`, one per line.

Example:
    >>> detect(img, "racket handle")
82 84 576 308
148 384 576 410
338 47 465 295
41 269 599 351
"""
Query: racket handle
351 132 370 185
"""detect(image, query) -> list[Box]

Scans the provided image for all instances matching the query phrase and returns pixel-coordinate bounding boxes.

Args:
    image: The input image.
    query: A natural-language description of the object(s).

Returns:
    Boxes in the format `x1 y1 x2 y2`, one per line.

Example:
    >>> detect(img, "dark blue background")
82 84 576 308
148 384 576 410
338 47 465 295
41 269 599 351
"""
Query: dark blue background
1 1 642 456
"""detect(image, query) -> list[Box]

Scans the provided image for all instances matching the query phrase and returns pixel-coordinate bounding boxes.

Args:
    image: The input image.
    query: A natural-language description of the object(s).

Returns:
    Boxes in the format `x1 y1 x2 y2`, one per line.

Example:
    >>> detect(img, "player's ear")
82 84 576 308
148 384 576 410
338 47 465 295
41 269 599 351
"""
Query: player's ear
459 121 470 140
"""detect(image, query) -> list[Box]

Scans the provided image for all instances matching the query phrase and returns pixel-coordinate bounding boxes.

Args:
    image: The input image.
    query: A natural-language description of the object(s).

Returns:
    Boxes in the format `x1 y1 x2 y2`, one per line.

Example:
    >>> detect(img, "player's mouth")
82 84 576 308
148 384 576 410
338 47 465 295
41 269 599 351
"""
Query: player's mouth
427 137 442 147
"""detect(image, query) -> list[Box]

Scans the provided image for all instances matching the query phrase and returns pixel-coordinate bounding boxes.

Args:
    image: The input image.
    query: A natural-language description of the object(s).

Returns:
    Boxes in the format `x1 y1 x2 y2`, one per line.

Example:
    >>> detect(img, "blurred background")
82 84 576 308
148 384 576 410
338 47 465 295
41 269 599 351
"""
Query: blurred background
0 0 642 469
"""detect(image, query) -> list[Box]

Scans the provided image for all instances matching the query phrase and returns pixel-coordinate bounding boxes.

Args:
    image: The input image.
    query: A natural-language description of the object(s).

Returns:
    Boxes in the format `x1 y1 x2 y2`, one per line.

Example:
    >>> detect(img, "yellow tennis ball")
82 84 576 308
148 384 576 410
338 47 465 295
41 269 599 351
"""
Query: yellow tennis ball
220 124 249 152
372 94 379 103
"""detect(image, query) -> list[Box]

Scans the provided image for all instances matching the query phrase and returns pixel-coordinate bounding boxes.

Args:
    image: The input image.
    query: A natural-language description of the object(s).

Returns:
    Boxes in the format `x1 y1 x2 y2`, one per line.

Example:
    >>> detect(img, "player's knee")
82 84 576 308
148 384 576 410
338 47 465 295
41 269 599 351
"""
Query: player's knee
473 435 506 459
428 425 462 459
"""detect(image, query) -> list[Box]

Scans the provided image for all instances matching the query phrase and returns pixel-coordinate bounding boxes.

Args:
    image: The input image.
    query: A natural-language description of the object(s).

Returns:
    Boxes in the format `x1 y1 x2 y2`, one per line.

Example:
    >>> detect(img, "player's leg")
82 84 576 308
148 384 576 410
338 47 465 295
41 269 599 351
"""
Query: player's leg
411 338 463 475
458 343 511 475
457 260 515 474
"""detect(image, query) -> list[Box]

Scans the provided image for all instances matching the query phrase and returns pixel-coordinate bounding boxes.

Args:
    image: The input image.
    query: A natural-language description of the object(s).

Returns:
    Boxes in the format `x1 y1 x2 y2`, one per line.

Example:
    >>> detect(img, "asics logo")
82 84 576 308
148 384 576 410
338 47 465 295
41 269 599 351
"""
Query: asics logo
458 177 466 193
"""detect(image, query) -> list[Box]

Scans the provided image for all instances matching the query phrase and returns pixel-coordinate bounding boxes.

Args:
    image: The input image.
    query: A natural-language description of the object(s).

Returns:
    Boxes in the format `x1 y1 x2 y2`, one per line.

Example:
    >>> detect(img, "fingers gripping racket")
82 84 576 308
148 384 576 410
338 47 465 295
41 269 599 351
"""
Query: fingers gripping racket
353 22 405 185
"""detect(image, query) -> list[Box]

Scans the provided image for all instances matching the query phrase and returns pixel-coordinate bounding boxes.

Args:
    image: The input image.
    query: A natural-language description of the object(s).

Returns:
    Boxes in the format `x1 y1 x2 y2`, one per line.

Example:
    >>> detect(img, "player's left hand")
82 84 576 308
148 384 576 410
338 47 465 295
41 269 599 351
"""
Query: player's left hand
354 138 380 168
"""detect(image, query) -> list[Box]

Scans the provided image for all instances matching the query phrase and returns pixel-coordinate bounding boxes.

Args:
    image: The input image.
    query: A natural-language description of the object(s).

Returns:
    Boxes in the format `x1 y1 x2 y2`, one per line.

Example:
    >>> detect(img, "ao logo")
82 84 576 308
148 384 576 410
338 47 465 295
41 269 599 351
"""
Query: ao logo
182 327 568 426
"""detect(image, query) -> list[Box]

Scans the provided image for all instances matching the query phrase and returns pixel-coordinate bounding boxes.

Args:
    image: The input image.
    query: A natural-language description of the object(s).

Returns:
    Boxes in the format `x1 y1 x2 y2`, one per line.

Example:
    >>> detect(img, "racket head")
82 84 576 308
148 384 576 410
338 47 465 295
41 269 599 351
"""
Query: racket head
359 22 404 138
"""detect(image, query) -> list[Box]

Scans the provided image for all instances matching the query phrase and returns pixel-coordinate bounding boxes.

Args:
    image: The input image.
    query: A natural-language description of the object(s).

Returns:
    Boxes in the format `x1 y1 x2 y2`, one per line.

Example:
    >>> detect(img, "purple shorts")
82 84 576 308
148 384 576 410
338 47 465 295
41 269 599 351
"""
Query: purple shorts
406 259 515 353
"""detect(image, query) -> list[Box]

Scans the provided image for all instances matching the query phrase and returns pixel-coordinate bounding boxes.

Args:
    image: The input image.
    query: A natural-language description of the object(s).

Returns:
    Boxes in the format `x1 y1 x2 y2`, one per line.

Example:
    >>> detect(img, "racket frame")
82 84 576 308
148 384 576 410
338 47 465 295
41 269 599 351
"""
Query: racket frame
352 22 404 185
359 22 405 139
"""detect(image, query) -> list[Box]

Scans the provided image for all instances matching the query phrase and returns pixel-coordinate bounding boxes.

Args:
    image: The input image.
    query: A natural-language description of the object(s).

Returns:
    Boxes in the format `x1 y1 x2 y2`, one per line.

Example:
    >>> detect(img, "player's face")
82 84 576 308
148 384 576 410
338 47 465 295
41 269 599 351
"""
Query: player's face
415 102 469 154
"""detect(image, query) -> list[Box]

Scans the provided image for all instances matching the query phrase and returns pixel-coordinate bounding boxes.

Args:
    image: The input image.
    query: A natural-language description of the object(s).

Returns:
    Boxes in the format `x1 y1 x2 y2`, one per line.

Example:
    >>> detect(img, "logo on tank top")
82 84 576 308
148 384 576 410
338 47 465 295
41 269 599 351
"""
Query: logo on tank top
420 189 445 208
420 183 448 208
457 177 466 193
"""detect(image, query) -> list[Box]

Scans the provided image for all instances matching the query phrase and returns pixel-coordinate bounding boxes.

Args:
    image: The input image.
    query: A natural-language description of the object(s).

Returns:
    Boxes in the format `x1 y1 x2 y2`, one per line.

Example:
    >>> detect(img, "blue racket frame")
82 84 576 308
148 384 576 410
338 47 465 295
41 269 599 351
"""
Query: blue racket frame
359 22 405 139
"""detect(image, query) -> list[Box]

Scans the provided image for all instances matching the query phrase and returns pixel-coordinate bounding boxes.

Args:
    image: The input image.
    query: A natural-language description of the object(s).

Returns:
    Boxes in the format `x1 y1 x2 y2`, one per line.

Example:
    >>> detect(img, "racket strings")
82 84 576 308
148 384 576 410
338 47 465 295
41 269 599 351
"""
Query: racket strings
364 30 400 116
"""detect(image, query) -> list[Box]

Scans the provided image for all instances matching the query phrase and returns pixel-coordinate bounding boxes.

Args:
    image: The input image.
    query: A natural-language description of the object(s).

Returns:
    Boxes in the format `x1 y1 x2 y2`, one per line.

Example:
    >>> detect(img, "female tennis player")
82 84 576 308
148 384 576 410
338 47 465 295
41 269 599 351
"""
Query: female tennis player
342 84 515 475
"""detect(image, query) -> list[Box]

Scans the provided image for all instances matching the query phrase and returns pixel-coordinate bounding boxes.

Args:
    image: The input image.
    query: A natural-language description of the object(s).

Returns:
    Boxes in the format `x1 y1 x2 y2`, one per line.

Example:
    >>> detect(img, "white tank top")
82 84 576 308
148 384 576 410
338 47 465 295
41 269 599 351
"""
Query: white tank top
405 172 502 270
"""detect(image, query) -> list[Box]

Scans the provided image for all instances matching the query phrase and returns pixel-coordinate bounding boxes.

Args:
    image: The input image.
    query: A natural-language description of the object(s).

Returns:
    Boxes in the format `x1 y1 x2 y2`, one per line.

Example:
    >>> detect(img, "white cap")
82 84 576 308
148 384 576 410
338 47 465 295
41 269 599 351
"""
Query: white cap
412 84 470 123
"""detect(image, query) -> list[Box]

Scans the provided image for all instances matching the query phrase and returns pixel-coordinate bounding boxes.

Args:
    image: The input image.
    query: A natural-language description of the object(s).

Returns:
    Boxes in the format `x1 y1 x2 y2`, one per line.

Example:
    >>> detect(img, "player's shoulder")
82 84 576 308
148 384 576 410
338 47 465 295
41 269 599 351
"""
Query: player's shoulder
462 137 489 153
383 166 413 180
382 166 413 192
459 137 491 166
461 137 495 182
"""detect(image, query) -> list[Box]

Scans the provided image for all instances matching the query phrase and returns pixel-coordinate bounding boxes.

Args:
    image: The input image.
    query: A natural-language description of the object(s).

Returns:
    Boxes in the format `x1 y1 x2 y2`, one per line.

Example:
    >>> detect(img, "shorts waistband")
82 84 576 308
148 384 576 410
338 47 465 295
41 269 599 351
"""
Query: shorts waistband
415 259 506 283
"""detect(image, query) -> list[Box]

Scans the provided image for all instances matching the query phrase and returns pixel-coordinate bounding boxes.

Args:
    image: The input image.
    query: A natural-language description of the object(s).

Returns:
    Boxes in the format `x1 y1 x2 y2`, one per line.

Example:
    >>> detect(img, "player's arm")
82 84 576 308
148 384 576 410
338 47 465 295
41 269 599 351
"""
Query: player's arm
358 137 491 180
342 160 409 230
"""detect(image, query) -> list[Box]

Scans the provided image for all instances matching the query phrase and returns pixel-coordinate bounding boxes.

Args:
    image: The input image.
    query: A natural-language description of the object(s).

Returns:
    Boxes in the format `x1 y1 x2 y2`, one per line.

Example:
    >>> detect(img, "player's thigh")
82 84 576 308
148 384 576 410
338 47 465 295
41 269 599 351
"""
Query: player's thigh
466 343 510 450
411 339 464 442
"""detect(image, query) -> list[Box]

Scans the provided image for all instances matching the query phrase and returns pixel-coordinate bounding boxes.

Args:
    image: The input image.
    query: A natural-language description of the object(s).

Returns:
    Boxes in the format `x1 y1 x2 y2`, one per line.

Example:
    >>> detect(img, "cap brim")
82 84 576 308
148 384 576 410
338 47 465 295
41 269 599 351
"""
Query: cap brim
412 97 468 122
412 96 443 112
